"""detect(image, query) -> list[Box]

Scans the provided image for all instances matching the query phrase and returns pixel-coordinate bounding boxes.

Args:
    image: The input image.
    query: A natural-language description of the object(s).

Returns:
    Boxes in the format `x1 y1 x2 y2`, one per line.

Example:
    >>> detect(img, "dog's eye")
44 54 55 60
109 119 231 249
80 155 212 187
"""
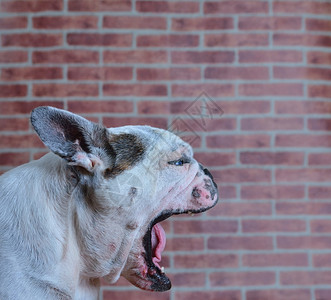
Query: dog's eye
168 158 189 166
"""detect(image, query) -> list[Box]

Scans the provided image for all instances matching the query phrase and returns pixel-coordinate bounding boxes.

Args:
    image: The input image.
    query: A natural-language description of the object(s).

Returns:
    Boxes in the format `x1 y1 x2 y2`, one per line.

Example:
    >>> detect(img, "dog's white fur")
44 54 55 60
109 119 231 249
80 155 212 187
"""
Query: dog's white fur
0 107 218 299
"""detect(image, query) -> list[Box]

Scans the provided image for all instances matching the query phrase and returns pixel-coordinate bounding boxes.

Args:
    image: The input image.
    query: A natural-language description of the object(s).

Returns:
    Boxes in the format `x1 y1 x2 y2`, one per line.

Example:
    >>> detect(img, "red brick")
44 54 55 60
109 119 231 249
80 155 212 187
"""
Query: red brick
239 17 302 30
0 17 27 29
0 51 27 63
311 220 331 233
103 290 170 300
276 134 331 148
240 151 304 165
315 289 331 300
103 16 166 29
33 84 98 97
174 220 238 234
241 185 305 200
69 0 131 12
137 68 200 81
1 67 62 81
208 236 273 251
306 19 331 31
0 134 44 149
276 101 331 114
207 134 270 149
138 101 170 114
137 34 199 47
276 169 331 182
314 254 331 268
242 219 306 233
309 153 331 165
274 67 331 80
205 33 268 47
166 237 204 252
104 50 167 63
0 85 27 98
136 1 199 13
309 186 331 199
217 101 270 114
0 152 30 166
204 1 268 14
103 84 167 97
246 289 310 300
194 152 236 167
240 50 302 63
277 202 331 215
207 203 272 217
243 253 309 267
205 67 269 80
0 118 29 131
103 117 167 129
170 273 205 287
33 16 98 29
168 100 204 115
68 67 132 81
2 33 62 47
308 52 331 65
68 100 133 114
0 101 63 115
172 51 234 64
309 85 331 98
273 1 331 14
309 118 331 131
241 118 303 131
172 84 234 97
281 271 331 285
67 33 132 46
217 185 236 200
172 17 233 31
0 0 62 12
168 117 235 132
174 254 238 268
212 169 271 183
274 33 331 48
239 84 303 97
33 50 99 64
175 291 241 300
210 272 275 287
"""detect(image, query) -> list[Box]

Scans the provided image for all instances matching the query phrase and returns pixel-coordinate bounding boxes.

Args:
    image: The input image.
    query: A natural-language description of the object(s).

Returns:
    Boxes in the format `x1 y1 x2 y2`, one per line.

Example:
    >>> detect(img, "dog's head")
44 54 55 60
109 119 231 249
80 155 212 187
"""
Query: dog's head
31 106 219 292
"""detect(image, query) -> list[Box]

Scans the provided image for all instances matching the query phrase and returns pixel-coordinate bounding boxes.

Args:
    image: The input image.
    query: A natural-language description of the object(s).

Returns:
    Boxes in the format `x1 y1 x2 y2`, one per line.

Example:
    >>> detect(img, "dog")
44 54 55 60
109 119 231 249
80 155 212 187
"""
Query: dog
0 106 219 299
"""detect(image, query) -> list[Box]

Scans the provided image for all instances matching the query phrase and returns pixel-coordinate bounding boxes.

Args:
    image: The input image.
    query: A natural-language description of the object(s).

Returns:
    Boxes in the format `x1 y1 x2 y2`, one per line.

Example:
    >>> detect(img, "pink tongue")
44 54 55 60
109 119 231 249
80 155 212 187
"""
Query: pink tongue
151 223 166 269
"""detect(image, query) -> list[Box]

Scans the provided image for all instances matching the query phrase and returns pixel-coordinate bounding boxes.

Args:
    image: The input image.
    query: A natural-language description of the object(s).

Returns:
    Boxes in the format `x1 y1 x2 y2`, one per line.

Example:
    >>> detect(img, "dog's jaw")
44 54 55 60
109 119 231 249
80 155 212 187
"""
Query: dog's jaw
117 165 219 292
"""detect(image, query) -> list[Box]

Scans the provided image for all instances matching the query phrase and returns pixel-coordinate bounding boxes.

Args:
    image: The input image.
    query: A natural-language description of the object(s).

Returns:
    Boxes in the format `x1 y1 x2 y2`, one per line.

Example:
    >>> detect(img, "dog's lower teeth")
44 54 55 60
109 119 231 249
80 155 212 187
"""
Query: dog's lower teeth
161 267 165 273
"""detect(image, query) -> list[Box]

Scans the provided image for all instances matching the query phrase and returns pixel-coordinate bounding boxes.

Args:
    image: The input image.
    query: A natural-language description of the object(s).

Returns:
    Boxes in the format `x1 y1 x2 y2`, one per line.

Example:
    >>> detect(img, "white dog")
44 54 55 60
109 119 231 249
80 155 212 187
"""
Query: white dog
0 106 219 299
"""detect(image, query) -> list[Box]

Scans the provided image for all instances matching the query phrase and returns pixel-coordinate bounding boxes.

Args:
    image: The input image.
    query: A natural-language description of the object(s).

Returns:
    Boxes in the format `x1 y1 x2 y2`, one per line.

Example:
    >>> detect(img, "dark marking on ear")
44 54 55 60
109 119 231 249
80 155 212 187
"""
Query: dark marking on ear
105 133 145 178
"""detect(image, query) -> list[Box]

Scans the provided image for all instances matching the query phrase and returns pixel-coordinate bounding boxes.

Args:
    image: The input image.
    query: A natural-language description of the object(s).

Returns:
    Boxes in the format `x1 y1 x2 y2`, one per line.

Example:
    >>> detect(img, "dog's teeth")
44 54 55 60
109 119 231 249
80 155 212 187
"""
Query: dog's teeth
188 211 195 216
161 266 165 273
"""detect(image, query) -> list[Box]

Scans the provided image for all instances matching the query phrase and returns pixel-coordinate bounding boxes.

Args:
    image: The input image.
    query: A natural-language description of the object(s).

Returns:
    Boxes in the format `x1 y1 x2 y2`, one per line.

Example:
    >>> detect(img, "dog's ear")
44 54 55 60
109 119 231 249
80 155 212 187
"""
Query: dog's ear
31 106 109 172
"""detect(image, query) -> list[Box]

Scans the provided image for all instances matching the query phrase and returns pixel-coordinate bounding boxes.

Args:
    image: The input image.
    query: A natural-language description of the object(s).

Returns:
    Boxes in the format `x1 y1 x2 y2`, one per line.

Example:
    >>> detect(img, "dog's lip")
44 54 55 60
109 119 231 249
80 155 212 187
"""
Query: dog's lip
141 211 172 291
141 202 221 292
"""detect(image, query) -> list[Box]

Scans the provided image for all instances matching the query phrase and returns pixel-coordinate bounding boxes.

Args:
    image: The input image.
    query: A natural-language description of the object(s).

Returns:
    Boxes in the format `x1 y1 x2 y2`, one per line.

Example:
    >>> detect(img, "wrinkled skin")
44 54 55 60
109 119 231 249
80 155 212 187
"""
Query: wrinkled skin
0 107 218 299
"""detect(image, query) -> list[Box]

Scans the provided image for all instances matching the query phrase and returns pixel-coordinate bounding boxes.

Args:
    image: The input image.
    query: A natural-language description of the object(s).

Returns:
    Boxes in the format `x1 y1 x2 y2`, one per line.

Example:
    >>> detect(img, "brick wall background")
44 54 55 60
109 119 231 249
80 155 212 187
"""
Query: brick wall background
0 0 331 299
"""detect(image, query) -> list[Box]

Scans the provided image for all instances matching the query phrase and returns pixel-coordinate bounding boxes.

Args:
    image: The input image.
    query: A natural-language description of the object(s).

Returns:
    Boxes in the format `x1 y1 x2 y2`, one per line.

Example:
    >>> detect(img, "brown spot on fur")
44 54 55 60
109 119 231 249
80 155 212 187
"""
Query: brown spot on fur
106 133 145 178
126 221 139 230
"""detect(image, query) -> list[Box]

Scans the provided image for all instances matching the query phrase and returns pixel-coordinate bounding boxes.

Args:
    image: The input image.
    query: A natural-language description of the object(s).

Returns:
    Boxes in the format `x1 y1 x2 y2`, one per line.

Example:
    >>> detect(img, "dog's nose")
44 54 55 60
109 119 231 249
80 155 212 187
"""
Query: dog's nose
198 164 218 203
199 164 218 189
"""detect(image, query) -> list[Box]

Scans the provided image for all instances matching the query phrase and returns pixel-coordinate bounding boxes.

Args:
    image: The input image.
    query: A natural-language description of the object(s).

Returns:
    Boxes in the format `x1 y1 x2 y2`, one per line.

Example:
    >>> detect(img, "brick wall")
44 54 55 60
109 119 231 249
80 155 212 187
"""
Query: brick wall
1 0 331 299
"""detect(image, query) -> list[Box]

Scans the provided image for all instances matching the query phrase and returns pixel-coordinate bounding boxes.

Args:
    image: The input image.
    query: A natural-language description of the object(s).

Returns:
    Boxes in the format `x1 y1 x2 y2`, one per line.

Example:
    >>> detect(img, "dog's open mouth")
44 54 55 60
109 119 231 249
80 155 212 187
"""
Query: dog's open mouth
142 212 172 291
